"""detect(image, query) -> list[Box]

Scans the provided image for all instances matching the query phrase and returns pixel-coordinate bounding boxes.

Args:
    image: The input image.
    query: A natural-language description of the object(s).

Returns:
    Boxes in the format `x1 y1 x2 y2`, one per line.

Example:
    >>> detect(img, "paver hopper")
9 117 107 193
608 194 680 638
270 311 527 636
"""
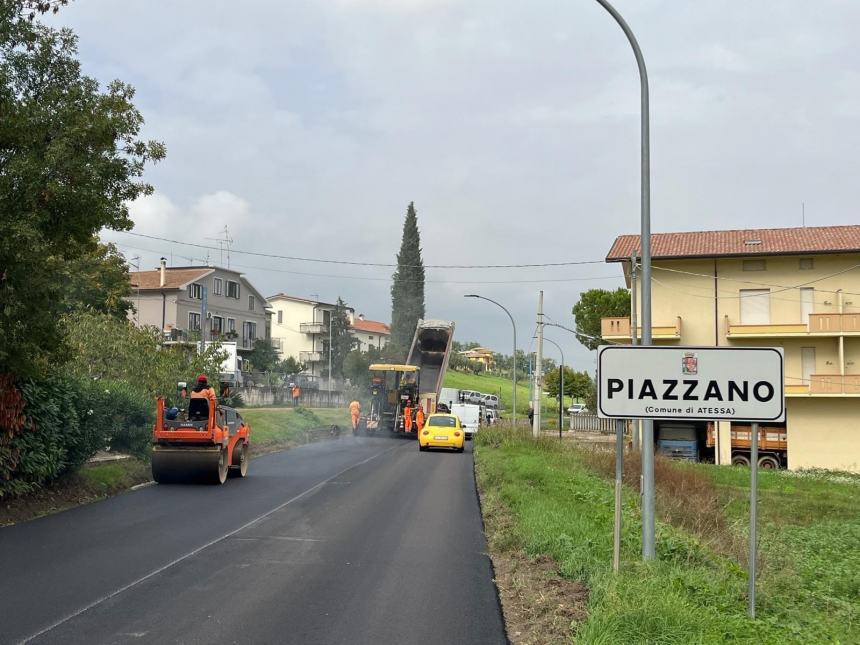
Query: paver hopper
152 397 250 484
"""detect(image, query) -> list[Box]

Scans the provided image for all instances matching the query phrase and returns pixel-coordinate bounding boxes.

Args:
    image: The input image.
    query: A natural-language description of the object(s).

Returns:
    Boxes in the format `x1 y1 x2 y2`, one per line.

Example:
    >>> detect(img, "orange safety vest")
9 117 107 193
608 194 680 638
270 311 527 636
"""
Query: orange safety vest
415 407 425 430
403 406 413 431
349 400 361 416
190 387 217 404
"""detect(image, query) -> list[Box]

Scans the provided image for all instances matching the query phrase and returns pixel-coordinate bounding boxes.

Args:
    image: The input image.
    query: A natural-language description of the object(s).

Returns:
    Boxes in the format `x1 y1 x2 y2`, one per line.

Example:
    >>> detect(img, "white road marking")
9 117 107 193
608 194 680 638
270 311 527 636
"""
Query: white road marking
20 443 403 644
129 481 155 491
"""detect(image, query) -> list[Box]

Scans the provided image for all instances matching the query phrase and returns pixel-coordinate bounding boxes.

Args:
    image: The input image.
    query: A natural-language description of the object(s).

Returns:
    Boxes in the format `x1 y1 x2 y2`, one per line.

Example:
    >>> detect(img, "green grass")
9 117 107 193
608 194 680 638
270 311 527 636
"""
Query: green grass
474 427 860 644
241 406 350 453
77 459 151 491
443 369 577 416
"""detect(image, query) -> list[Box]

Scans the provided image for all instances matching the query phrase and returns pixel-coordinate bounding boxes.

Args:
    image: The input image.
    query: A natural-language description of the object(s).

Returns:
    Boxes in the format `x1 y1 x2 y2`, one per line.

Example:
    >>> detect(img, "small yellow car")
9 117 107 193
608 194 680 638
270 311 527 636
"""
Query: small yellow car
418 413 465 453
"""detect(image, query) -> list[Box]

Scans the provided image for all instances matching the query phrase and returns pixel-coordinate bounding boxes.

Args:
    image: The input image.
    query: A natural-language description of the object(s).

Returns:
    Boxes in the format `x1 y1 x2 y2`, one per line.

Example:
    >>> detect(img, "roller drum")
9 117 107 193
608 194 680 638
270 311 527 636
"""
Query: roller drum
152 446 228 485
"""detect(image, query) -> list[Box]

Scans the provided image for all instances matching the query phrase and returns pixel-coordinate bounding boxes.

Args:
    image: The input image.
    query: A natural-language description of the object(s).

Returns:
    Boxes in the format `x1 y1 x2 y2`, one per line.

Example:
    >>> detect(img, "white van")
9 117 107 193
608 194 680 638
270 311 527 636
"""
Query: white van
439 388 460 411
450 403 482 439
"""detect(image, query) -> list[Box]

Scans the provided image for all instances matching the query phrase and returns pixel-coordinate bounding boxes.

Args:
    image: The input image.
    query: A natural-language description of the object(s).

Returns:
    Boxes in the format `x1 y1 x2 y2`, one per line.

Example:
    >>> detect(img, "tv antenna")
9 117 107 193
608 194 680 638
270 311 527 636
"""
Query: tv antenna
206 226 235 268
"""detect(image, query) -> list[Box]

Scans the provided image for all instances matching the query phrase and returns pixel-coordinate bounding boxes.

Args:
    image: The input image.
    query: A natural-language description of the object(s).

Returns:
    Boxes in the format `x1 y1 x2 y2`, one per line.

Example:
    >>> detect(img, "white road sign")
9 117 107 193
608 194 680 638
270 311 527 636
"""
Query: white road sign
597 346 785 422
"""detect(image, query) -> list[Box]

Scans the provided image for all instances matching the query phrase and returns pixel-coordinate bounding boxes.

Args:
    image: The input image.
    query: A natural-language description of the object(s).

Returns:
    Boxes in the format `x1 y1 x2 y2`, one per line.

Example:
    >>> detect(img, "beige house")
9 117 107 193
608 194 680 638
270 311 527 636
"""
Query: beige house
603 224 860 473
460 347 495 371
351 315 390 352
268 293 355 376
128 260 272 354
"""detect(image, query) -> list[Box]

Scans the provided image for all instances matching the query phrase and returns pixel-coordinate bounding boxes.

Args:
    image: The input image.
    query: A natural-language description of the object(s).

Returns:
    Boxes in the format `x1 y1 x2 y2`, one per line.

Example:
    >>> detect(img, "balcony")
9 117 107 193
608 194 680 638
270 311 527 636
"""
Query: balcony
299 351 323 363
300 322 328 335
725 313 860 338
600 316 682 342
785 374 860 396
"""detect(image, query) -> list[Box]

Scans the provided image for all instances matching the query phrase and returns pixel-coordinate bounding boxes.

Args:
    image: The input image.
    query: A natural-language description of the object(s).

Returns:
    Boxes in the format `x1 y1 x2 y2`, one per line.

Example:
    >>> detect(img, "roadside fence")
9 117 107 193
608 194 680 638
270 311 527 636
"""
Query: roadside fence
569 414 617 434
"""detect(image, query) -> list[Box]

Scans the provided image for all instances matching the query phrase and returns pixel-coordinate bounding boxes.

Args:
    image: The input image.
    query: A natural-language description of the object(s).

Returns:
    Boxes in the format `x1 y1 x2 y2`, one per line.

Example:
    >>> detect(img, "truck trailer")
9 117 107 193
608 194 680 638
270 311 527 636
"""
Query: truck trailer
405 319 456 416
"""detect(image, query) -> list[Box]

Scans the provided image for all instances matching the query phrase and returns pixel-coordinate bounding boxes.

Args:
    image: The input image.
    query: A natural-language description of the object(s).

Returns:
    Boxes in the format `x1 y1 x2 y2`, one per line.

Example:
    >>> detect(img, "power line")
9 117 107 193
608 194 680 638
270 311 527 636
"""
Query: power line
116 231 606 269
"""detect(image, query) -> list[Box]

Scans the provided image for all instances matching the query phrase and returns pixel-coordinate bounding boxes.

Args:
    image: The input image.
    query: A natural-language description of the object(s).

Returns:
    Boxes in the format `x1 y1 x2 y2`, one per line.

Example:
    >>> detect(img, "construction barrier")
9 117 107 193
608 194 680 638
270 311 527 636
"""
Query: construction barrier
569 414 616 434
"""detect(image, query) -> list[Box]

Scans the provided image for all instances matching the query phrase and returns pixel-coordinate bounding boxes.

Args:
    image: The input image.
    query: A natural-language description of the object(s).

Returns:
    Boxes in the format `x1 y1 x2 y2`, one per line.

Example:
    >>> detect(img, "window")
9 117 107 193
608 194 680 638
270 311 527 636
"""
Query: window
739 289 770 324
213 278 223 295
243 321 257 341
211 316 223 333
742 259 766 272
427 416 456 427
799 258 814 270
277 310 283 324
368 335 374 340
226 280 240 299
249 295 256 311
227 318 236 332
188 312 201 330
188 283 203 299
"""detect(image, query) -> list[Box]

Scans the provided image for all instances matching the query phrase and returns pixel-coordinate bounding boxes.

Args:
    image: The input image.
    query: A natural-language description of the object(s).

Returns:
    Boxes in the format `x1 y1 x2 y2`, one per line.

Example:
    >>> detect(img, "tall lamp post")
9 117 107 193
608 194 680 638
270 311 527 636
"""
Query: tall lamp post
542 336 565 438
464 294 517 424
593 0 654 560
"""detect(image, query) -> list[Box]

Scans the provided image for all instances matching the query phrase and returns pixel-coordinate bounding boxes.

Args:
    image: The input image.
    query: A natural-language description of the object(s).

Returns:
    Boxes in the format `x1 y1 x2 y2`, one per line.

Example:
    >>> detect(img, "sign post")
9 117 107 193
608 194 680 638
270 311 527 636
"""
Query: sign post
597 345 784 611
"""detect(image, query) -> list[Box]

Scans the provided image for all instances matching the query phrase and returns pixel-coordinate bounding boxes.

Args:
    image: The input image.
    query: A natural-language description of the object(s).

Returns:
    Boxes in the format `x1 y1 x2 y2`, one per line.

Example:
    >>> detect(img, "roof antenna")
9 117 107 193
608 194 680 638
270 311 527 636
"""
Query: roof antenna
802 201 806 227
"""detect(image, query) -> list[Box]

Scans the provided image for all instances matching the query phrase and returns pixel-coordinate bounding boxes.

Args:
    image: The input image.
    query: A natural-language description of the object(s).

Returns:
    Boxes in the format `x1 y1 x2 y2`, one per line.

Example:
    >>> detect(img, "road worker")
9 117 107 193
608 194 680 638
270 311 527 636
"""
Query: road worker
403 400 413 434
349 399 361 432
415 405 425 432
190 374 217 404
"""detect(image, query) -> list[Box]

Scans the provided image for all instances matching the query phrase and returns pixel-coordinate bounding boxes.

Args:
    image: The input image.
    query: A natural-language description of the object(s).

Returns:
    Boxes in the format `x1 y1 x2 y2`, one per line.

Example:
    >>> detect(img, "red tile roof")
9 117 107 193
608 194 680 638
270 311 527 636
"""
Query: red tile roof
129 268 213 290
351 319 390 335
606 225 860 262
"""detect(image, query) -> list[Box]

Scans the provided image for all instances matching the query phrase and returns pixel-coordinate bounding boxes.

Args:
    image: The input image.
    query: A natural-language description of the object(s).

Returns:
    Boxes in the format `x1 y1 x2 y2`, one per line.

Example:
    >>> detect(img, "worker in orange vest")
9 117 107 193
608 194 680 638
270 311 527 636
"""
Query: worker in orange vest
415 405 425 432
190 374 217 404
403 400 413 434
349 399 361 432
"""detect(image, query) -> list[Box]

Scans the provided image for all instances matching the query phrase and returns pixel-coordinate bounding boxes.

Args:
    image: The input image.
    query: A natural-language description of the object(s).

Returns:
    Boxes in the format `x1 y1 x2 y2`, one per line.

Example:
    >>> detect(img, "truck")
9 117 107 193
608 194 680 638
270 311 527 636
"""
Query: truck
405 320 456 416
450 402 482 439
706 422 787 469
200 341 244 392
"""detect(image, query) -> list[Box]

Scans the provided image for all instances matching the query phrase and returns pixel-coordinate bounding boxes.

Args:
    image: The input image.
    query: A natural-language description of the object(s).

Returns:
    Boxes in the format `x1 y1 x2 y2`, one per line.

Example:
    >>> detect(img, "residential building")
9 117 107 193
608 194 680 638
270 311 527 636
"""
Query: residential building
603 224 860 473
460 347 495 371
351 315 390 352
268 293 355 376
128 260 272 354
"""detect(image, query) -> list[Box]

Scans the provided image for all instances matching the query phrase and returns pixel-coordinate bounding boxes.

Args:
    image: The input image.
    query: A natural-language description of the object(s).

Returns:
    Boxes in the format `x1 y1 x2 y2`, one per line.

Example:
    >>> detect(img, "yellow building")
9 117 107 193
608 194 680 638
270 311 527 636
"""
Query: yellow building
460 347 495 371
603 224 860 473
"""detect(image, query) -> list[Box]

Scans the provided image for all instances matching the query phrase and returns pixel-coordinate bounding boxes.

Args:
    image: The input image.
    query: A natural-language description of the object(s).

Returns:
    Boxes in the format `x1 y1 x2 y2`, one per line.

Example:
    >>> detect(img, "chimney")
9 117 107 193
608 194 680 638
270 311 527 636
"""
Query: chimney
359 313 365 321
159 257 167 287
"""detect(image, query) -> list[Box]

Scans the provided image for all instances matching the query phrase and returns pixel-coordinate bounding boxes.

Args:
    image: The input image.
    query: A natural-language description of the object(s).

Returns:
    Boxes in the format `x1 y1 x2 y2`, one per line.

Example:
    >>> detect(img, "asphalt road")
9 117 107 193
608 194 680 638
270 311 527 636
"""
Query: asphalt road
0 435 507 645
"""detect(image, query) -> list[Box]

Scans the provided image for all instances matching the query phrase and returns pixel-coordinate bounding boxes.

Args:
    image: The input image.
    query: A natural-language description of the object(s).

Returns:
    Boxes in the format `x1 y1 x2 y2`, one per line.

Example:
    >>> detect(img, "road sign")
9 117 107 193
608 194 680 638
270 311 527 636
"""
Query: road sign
597 346 785 422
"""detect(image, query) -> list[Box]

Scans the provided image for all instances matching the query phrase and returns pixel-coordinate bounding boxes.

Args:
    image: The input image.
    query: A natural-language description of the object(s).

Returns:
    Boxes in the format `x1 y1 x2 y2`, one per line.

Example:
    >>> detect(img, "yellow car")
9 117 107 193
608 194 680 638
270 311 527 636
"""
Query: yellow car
418 413 465 453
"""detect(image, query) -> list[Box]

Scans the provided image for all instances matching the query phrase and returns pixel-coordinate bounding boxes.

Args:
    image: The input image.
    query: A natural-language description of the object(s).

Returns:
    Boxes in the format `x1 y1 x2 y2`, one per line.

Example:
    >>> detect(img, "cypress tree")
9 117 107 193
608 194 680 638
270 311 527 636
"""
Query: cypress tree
389 202 426 360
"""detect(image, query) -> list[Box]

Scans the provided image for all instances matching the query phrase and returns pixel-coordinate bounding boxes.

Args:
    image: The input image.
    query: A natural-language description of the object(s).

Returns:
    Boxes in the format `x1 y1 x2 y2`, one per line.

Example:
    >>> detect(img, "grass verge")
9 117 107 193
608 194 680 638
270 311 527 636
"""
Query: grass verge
241 406 351 454
443 369 577 417
475 425 859 644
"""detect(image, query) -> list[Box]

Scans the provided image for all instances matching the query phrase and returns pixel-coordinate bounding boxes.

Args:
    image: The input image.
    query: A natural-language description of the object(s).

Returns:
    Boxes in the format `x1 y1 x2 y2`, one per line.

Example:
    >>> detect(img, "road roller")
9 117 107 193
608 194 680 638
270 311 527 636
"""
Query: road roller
151 397 250 485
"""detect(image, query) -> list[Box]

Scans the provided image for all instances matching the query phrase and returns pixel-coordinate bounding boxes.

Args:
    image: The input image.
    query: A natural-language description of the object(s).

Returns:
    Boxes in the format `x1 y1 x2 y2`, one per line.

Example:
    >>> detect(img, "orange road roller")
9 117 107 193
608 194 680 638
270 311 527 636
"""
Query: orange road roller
151 397 250 485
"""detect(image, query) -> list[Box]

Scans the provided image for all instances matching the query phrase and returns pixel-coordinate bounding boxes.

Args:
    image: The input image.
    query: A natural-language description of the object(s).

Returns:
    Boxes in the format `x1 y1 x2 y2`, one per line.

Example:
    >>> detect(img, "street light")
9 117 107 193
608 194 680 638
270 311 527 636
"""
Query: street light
542 336 565 439
594 0 655 561
464 294 517 424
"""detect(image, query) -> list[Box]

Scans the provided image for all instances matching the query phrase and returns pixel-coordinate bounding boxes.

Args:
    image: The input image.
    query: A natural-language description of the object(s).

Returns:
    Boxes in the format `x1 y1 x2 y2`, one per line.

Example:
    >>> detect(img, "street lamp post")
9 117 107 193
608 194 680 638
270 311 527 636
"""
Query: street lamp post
464 295 517 424
594 0 655 560
542 336 565 438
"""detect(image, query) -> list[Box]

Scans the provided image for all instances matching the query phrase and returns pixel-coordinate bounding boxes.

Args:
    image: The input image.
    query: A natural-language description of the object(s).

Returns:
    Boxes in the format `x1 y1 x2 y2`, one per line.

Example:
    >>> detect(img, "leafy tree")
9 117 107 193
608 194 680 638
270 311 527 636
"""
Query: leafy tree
0 3 165 376
279 356 303 375
322 298 357 378
571 288 631 351
544 367 594 401
389 202 425 360
247 339 280 372
61 239 132 318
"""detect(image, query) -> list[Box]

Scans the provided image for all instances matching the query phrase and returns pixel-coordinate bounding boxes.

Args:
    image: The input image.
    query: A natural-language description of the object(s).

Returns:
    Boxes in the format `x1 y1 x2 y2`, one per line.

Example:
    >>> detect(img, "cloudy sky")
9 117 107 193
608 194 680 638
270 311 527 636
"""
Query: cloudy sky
53 0 860 369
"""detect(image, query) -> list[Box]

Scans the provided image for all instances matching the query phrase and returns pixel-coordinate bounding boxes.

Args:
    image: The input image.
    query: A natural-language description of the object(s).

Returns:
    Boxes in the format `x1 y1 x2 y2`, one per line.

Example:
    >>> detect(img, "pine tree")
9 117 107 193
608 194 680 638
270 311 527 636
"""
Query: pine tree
389 202 426 360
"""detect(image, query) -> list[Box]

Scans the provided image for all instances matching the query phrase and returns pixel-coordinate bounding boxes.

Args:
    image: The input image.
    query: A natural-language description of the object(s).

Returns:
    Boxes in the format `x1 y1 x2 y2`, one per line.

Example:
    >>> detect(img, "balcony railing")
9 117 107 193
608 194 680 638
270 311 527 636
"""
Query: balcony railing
726 313 860 337
600 316 682 341
785 374 860 396
299 351 323 363
300 322 328 335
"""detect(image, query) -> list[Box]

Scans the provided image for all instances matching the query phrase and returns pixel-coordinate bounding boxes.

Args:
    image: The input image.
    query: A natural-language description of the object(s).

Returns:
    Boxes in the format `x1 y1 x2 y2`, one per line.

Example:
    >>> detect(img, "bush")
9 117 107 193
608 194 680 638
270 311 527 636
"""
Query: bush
76 379 154 459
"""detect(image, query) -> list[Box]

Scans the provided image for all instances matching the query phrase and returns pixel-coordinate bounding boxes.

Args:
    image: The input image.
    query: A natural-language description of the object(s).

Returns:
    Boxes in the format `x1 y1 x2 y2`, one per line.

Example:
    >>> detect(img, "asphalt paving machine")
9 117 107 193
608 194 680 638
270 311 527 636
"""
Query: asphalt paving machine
151 397 250 484
364 363 420 435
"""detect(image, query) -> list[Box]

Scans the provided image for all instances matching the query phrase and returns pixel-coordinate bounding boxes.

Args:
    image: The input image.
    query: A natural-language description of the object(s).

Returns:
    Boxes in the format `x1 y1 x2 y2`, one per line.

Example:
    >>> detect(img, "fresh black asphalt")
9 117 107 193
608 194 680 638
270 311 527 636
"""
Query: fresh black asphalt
0 435 507 644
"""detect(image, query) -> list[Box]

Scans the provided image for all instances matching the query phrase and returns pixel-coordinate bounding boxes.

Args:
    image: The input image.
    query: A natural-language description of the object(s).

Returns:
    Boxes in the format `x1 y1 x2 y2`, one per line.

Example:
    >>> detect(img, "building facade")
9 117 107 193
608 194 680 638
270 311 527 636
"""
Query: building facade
268 293 355 376
351 316 390 352
128 261 271 354
603 224 860 473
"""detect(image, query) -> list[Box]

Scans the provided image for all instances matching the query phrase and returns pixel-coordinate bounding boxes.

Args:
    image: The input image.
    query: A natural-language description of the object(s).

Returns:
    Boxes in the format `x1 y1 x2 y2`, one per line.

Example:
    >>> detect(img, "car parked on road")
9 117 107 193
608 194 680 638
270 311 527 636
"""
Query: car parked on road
481 394 499 409
418 414 465 452
568 403 588 414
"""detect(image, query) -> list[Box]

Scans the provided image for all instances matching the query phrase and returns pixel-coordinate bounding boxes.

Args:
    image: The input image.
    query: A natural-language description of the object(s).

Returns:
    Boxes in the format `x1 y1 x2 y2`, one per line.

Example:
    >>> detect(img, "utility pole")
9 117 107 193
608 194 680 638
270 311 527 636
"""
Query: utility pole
328 317 333 405
630 253 640 452
533 291 544 438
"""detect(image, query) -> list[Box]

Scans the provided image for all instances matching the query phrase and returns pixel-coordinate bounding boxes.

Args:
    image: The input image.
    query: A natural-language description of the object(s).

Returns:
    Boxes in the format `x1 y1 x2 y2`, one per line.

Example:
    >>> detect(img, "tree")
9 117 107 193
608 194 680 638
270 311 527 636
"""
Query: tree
247 339 280 373
571 288 631 351
0 3 165 375
61 239 132 319
279 356 303 375
389 202 425 360
323 298 357 378
544 367 593 400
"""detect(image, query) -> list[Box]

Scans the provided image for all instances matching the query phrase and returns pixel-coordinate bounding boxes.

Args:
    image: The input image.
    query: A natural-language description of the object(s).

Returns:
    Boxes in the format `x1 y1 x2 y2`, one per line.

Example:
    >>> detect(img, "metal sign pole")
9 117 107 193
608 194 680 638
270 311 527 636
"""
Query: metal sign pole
748 421 759 618
613 418 624 572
